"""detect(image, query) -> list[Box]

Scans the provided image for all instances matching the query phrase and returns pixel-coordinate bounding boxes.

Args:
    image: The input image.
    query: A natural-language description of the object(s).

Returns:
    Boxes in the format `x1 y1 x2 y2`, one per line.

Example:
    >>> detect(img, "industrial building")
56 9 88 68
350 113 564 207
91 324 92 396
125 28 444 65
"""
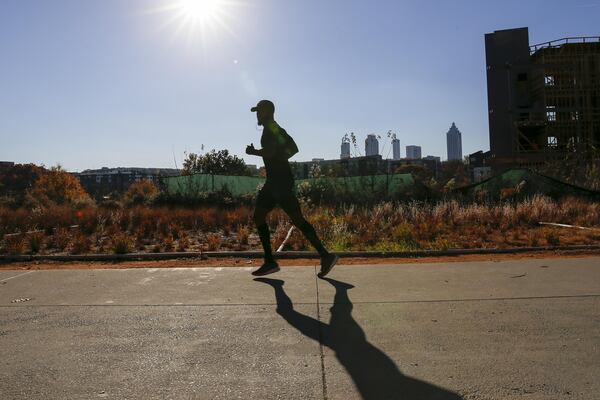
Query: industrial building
75 167 179 199
406 145 422 159
446 122 463 161
485 27 600 168
0 161 15 170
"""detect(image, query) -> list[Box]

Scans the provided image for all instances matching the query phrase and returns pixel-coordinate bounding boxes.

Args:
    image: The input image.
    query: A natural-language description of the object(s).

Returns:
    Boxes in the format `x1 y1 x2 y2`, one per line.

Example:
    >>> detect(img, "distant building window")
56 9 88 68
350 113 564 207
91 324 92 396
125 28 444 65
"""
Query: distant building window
547 136 558 148
546 106 556 122
545 75 555 86
571 111 580 121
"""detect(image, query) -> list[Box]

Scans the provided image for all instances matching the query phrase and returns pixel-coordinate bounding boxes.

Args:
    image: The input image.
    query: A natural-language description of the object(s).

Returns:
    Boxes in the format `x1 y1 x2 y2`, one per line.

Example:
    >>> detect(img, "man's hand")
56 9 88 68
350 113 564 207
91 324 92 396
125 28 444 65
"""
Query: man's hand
246 143 257 155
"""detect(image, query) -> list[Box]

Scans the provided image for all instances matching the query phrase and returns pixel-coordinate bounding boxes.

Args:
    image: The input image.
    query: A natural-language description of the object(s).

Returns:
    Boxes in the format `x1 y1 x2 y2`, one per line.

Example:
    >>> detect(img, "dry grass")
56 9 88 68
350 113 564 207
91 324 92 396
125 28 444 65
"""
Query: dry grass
206 233 221 251
71 234 91 255
1 195 599 255
111 234 133 254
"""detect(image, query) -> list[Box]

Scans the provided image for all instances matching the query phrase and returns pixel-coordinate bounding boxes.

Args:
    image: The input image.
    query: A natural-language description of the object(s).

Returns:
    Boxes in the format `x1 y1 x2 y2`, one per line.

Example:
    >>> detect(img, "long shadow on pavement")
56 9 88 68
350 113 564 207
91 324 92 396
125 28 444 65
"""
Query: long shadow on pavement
255 277 463 400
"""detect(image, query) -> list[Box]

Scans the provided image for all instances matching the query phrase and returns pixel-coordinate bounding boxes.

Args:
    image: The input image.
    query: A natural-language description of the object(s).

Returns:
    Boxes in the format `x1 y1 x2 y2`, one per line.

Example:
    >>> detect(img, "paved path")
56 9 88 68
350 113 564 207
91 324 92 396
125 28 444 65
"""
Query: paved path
1 257 599 399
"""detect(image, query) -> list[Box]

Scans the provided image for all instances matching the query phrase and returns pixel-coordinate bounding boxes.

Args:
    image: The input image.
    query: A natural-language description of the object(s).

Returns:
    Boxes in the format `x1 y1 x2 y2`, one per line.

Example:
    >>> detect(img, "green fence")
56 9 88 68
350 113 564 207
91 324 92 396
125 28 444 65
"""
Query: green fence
164 174 265 198
296 174 414 195
163 173 415 198
455 168 600 199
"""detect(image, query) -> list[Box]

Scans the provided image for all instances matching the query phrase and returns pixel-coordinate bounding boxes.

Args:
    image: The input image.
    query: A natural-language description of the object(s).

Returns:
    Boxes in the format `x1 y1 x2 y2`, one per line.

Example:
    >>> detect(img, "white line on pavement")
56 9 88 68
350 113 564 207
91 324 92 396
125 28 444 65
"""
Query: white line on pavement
0 271 35 282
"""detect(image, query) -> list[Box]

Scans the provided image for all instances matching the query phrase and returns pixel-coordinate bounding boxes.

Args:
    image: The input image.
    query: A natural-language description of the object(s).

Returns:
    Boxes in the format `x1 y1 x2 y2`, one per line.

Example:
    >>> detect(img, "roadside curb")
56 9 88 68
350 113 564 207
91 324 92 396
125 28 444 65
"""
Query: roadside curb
1 245 600 264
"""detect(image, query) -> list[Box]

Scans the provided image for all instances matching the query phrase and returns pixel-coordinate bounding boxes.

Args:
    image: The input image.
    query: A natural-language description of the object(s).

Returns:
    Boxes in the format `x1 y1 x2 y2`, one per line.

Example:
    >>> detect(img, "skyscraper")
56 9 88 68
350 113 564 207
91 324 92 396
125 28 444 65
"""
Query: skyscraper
365 134 379 156
392 138 400 160
340 140 351 159
406 145 422 159
446 122 463 161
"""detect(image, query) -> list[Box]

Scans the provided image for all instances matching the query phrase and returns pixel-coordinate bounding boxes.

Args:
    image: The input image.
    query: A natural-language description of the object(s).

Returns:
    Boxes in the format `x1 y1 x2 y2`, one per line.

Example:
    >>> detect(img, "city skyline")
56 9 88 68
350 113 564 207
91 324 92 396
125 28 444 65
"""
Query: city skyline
2 1 599 171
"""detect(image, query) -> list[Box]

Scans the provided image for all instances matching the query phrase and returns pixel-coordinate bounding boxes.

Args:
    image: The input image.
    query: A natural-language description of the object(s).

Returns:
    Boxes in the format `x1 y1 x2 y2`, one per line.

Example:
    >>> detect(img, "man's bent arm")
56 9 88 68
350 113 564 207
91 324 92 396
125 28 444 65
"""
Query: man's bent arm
251 147 277 158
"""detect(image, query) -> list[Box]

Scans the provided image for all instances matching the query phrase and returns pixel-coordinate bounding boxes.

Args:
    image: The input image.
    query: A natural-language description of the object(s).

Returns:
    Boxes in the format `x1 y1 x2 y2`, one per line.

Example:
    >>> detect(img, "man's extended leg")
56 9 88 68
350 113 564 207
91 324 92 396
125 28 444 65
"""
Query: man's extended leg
283 196 338 277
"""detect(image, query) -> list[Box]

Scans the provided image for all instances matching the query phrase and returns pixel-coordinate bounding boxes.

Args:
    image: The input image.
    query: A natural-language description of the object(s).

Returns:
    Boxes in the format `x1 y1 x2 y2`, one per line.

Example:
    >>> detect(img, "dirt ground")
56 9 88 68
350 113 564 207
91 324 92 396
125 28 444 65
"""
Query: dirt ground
2 250 599 270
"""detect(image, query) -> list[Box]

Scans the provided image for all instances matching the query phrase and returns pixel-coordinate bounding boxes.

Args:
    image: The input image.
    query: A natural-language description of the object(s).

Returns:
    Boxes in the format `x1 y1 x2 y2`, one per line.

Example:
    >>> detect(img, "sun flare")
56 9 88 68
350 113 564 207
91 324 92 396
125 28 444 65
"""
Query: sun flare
152 0 236 45
178 0 223 24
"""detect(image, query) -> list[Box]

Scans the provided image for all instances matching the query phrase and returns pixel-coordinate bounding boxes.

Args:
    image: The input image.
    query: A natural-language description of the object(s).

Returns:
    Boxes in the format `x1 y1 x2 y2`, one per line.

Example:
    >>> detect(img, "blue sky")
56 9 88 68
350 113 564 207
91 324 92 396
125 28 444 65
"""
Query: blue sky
1 0 599 171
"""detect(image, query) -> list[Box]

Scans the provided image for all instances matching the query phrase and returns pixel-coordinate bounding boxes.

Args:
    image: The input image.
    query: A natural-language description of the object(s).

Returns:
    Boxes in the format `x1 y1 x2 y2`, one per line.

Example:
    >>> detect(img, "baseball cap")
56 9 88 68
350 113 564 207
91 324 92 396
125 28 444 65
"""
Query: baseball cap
250 99 275 114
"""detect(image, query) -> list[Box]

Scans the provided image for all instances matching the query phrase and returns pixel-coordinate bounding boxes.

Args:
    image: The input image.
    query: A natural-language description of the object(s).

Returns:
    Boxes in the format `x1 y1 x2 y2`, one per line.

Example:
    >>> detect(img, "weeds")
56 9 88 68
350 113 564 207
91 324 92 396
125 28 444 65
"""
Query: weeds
177 234 190 252
545 231 560 246
206 233 221 251
71 234 91 255
1 196 598 254
236 225 249 246
111 233 132 254
52 228 71 251
164 235 174 252
28 232 44 254
3 235 25 255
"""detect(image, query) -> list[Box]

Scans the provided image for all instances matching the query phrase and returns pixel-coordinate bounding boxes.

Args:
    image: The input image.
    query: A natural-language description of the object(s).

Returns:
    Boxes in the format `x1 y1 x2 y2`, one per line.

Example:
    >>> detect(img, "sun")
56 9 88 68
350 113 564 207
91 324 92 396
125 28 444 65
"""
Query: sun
151 0 237 45
177 0 223 24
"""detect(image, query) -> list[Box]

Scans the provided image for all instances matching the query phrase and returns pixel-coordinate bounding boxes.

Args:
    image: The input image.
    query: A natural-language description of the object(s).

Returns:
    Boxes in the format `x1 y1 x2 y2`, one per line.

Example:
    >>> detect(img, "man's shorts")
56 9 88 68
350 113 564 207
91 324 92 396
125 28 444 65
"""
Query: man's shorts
256 183 302 215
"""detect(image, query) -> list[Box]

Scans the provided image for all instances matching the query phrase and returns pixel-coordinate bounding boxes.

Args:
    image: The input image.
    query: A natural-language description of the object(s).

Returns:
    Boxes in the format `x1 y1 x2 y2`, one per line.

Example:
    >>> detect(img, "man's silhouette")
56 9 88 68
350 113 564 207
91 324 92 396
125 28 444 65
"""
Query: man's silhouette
246 99 338 277
255 278 464 400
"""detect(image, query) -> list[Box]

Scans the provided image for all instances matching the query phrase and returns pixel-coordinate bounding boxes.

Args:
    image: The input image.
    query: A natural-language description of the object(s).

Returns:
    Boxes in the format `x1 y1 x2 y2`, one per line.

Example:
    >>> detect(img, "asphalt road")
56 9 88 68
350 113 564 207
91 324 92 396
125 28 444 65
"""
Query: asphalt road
1 257 599 399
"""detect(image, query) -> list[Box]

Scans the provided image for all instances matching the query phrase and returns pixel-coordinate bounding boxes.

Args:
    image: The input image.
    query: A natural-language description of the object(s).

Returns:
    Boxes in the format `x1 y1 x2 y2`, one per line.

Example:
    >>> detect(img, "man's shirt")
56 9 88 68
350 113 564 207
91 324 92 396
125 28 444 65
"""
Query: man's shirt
261 121 295 188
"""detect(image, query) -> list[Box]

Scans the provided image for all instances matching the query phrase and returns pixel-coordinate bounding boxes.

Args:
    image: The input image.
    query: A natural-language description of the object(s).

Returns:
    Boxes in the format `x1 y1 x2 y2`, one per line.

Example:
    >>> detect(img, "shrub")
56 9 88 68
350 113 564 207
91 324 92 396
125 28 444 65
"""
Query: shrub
206 233 221 251
71 234 91 255
122 181 159 207
164 235 174 252
545 231 560 246
27 165 92 208
391 223 414 243
112 234 133 254
237 225 249 246
28 232 44 254
437 238 453 250
177 234 190 252
52 228 71 251
527 233 540 247
3 235 25 255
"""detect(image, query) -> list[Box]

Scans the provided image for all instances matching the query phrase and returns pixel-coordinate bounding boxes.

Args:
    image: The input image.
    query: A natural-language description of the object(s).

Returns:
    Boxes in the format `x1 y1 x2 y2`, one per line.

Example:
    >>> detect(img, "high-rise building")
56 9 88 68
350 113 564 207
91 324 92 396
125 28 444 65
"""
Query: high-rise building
446 122 463 161
406 145 422 159
485 27 600 167
365 134 379 156
340 140 351 159
392 138 401 160
423 155 441 163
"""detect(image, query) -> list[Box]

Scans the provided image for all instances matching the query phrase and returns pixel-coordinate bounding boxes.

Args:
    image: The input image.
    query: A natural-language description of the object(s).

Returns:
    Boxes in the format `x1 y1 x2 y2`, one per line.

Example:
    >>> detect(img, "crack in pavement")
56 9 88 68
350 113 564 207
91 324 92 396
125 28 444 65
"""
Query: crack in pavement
314 264 328 400
2 293 600 308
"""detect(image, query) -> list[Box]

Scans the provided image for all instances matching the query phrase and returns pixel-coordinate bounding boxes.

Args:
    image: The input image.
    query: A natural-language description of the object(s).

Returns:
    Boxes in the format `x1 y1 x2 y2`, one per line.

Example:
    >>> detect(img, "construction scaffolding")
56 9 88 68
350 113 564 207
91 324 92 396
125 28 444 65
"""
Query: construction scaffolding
516 37 600 158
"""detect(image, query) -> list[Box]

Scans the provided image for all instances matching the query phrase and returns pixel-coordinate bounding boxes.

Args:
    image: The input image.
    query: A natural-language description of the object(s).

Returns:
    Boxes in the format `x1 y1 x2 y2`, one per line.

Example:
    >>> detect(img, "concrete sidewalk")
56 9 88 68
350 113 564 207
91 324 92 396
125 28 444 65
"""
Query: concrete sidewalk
1 257 599 399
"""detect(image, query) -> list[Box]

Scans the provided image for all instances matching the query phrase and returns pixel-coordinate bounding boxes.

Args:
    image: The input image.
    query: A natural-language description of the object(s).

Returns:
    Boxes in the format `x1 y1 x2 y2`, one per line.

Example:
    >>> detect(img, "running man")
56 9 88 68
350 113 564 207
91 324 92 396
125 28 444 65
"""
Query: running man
246 99 338 277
